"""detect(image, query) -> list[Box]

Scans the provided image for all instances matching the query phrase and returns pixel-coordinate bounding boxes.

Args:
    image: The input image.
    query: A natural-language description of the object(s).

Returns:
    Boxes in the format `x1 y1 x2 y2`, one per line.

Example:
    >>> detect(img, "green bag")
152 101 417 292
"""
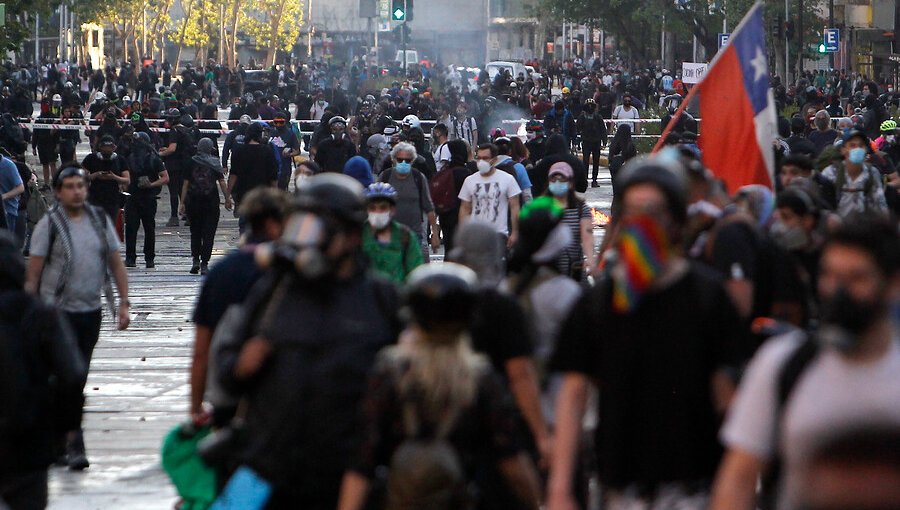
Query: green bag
161 423 218 510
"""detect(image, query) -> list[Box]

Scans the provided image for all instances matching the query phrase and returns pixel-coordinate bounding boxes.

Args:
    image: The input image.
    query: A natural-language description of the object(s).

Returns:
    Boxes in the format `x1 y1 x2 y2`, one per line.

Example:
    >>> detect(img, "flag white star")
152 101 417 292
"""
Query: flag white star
750 47 767 82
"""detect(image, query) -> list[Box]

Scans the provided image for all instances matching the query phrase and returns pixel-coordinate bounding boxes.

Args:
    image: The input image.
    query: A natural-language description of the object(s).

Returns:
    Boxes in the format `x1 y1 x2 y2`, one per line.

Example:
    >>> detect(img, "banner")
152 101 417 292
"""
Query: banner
681 62 709 84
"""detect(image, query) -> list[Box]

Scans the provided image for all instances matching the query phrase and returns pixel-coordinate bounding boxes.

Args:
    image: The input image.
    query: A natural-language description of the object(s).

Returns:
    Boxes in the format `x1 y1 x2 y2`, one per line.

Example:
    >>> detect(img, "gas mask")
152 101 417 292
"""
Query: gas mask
95 151 118 161
255 212 334 280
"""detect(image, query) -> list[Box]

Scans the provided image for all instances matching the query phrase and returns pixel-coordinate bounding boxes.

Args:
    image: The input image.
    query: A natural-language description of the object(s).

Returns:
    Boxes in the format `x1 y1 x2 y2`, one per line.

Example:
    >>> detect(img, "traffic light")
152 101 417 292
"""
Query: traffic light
818 43 826 53
406 0 414 22
391 0 405 21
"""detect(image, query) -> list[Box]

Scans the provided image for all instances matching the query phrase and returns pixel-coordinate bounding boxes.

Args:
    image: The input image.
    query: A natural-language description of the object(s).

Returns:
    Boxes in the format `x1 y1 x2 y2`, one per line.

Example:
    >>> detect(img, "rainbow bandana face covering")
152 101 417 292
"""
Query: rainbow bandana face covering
612 215 673 313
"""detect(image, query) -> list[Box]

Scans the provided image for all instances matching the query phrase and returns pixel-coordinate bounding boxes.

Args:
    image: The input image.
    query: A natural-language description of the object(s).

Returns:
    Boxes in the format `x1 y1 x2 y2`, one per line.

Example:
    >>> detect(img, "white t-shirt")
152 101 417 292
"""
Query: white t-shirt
310 101 329 120
458 170 521 235
721 332 900 509
432 142 451 170
612 104 640 132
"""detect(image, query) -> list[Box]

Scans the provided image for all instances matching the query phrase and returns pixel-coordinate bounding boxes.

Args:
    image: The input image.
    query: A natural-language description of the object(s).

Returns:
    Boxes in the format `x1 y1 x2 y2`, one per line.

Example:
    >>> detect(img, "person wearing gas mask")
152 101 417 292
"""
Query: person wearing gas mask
361 182 423 283
93 106 123 152
32 94 63 185
159 108 195 227
81 135 130 220
820 130 888 218
314 116 357 174
711 215 900 510
365 133 391 176
270 111 300 190
214 173 400 510
548 157 747 510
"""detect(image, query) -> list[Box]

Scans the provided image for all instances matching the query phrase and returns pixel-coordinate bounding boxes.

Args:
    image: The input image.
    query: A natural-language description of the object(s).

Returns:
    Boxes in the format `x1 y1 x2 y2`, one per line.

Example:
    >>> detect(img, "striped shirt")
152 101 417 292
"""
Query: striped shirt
555 203 592 278
450 116 478 149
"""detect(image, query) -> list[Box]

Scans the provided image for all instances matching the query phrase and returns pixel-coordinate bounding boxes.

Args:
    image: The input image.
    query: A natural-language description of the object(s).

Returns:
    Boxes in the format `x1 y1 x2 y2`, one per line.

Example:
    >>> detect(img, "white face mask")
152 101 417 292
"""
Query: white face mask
368 211 392 230
476 160 492 175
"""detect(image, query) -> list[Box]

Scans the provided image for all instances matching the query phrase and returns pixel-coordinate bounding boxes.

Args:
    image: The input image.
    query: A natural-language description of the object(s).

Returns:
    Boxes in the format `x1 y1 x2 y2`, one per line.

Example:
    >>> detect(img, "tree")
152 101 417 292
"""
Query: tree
240 0 304 67
0 0 56 55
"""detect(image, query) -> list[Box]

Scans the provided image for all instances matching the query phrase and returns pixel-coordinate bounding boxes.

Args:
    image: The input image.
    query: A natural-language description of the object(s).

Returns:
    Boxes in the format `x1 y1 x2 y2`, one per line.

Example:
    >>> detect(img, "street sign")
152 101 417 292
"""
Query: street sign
718 33 730 49
823 28 839 52
682 62 708 84
0 4 5 27
378 0 390 20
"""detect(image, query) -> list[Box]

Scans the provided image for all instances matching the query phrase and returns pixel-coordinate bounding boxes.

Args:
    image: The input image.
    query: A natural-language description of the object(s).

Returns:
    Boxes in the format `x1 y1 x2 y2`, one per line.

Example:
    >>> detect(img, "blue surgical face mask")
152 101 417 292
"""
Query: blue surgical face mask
395 161 412 175
548 181 570 197
848 147 866 164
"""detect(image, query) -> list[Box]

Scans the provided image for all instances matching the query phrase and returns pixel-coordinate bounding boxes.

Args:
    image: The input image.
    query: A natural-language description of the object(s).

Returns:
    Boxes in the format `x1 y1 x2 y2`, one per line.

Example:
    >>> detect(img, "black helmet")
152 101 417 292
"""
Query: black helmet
404 263 478 331
165 107 181 120
293 173 367 226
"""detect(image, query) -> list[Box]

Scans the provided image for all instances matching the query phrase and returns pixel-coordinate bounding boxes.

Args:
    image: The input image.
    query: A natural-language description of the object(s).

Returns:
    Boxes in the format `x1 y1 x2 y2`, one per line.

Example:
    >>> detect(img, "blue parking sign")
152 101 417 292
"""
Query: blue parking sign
718 33 730 49
824 28 839 52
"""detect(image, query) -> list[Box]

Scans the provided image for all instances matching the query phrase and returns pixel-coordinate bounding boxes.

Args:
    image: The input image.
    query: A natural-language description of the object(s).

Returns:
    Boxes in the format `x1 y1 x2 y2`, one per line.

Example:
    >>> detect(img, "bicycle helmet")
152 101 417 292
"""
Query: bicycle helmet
490 127 507 139
365 182 398 204
401 114 421 129
561 87 570 94
880 119 897 133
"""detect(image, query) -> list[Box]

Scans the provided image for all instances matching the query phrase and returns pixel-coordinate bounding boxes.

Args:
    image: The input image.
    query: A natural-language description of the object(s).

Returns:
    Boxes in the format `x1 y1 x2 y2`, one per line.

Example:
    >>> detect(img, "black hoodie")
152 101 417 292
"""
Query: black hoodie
528 134 588 196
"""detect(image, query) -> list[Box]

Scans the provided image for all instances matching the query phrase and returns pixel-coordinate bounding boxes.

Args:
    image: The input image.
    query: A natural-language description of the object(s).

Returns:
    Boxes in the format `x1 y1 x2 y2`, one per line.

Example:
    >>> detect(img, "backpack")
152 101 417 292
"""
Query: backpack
128 146 162 195
385 366 469 510
833 163 880 212
189 164 218 197
430 167 458 213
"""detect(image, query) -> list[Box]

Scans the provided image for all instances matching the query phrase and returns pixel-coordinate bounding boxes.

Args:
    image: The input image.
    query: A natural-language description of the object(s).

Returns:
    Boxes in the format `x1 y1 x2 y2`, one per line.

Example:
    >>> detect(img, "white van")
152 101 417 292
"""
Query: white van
485 61 529 80
394 50 419 68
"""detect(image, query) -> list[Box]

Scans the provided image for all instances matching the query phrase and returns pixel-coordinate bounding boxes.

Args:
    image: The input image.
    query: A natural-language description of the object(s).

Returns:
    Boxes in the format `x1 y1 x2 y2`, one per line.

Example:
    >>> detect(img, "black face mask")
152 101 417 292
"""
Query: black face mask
819 287 884 352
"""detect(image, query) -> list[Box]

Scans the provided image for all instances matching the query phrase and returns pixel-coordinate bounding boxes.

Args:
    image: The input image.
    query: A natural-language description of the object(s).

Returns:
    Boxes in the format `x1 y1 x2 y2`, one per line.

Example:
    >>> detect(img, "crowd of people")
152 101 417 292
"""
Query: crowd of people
0 53 899 510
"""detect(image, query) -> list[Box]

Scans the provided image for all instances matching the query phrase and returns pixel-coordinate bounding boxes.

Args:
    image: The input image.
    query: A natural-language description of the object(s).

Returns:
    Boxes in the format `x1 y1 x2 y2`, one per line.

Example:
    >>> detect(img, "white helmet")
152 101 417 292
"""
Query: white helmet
52 94 62 102
401 114 420 129
95 92 106 101
65 81 73 88
122 95 131 102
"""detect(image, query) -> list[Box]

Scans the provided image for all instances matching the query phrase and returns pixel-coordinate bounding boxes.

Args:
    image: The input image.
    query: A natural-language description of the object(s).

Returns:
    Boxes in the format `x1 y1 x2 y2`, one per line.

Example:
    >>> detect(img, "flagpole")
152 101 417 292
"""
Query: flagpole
651 1 766 154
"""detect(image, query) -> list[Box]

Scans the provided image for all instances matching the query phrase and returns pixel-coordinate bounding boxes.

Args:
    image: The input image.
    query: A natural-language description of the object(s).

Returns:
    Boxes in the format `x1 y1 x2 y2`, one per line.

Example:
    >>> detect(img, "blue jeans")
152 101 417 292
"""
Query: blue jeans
6 213 17 234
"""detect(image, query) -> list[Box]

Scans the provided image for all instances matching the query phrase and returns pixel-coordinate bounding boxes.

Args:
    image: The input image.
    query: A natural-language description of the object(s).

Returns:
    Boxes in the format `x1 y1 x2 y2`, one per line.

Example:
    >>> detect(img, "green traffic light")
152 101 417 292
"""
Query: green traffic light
393 7 405 20
818 43 826 53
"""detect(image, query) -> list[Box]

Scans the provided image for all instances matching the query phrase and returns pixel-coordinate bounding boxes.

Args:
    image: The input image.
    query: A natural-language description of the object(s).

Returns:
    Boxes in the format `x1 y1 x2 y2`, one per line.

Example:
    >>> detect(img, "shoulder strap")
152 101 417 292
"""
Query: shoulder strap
759 334 820 510
413 170 425 212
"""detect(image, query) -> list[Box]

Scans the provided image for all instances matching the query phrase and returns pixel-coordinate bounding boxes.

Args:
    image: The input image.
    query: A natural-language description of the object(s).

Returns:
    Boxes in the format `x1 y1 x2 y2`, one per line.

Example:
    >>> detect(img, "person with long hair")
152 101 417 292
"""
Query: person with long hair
543 162 595 279
337 264 541 510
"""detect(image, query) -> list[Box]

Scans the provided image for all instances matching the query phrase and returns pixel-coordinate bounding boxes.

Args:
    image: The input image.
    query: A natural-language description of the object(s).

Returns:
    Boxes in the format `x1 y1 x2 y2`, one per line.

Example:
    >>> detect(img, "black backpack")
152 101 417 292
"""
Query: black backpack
189 163 218 197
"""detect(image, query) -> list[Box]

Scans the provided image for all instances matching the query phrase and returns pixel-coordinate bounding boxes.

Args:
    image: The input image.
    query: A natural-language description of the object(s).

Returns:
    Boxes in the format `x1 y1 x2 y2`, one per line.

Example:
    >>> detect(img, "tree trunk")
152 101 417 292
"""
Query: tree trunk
265 0 289 67
174 0 197 74
229 0 241 67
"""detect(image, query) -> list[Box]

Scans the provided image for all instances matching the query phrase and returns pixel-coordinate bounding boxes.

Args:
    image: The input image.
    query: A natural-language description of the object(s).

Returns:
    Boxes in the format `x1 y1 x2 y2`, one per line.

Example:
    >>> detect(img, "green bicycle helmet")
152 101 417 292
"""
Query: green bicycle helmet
881 119 897 133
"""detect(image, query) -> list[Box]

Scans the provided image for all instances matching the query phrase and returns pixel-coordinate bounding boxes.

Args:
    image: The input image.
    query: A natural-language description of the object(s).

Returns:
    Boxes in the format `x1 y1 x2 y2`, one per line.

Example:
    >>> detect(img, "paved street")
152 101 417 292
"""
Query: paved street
30 137 614 509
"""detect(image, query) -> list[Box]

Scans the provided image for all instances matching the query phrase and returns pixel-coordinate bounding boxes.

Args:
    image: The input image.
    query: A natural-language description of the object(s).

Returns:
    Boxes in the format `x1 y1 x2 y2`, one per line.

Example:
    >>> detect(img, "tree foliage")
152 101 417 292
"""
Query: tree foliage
1 0 56 53
531 0 823 68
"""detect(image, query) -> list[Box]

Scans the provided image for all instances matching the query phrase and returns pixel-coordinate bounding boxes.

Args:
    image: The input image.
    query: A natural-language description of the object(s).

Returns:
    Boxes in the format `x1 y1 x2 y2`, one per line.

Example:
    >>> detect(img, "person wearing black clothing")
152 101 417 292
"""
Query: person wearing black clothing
0 231 86 510
124 132 169 268
548 160 747 509
179 138 232 275
159 109 195 227
82 135 130 220
92 107 123 151
785 117 816 158
227 123 278 232
221 115 250 171
528 134 588 197
435 140 474 254
577 99 608 187
314 116 357 173
215 174 400 510
608 123 638 197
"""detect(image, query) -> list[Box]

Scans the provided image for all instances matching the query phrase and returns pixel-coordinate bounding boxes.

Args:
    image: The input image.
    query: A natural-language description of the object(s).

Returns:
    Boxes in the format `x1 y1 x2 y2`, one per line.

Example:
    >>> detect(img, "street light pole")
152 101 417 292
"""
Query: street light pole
828 0 834 69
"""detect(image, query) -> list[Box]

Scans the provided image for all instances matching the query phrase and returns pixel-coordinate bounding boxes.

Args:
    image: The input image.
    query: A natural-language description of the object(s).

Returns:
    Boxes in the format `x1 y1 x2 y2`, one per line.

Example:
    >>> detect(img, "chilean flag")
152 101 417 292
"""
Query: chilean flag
658 3 777 192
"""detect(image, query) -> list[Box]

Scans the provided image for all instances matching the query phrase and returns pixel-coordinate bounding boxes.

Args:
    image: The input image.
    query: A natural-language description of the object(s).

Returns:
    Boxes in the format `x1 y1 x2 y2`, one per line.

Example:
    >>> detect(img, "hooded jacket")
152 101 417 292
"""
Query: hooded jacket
528 134 588 196
343 156 374 188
